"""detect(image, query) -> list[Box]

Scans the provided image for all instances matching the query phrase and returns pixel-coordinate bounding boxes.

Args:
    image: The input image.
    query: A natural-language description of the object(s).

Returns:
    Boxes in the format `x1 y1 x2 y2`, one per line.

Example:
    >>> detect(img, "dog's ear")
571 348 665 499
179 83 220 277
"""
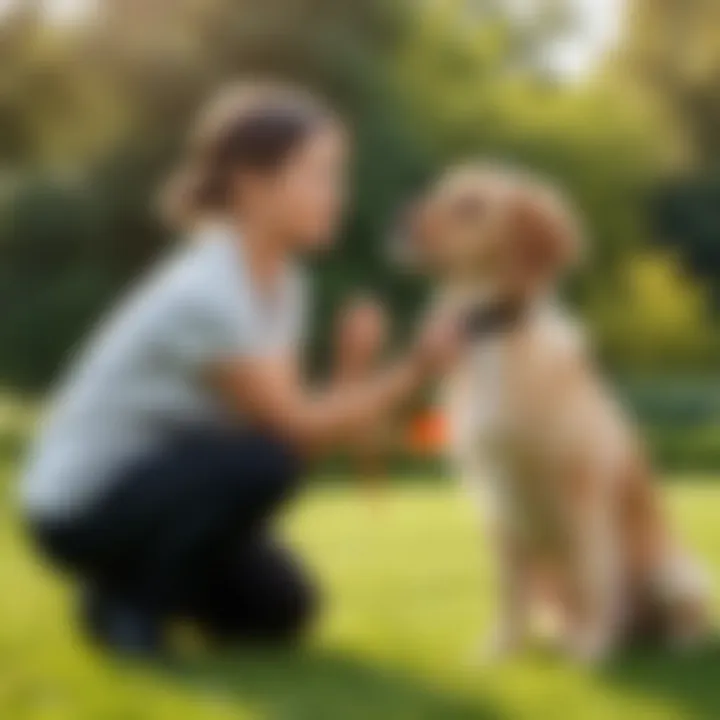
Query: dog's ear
510 185 584 284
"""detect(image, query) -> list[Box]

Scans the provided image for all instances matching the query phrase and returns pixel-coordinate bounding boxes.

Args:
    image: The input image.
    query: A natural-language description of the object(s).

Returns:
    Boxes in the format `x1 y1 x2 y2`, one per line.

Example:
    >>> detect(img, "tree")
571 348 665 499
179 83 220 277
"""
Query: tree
590 250 719 371
615 0 720 297
0 0 430 388
618 0 720 166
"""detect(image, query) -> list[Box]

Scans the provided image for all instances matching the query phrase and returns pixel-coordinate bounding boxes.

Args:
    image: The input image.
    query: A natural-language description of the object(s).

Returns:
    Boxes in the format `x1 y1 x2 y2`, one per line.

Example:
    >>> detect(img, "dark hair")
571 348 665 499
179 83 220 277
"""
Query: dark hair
161 82 336 227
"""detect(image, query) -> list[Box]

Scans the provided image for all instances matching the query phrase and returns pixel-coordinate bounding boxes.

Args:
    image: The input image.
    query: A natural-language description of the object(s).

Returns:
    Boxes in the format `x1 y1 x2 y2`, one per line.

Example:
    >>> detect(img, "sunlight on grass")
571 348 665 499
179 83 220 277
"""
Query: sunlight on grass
1 477 719 719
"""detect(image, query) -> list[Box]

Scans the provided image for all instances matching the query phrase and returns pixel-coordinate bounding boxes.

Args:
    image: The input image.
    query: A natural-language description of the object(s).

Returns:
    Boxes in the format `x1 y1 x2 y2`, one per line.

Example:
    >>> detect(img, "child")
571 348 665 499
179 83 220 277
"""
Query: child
22 82 461 656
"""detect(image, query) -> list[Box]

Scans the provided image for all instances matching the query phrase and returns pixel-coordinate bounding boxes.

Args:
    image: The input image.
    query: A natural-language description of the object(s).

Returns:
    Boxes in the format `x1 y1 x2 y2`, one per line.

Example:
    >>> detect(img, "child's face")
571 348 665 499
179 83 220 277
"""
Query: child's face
234 123 350 252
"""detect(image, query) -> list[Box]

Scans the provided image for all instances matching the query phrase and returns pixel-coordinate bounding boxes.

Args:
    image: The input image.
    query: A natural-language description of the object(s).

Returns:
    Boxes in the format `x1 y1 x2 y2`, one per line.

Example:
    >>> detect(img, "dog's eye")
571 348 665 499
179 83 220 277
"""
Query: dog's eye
452 195 486 221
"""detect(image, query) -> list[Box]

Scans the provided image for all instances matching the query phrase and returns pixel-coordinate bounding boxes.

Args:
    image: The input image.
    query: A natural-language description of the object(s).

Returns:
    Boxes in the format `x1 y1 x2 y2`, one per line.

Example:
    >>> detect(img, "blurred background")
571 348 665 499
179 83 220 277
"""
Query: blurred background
0 0 719 468
1 0 719 471
1 3 720 719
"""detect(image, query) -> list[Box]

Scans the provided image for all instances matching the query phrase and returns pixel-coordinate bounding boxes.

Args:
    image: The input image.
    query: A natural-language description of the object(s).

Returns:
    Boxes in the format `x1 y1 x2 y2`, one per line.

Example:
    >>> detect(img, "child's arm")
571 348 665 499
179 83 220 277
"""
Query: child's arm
209 299 460 457
332 297 392 480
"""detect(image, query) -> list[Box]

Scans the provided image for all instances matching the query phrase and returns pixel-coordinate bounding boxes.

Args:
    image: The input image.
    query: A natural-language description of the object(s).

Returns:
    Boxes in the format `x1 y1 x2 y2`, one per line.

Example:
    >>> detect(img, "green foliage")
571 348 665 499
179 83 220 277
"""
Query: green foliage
619 0 720 166
652 174 720 300
0 0 718 389
0 0 432 388
590 251 720 371
648 425 720 472
615 1 720 297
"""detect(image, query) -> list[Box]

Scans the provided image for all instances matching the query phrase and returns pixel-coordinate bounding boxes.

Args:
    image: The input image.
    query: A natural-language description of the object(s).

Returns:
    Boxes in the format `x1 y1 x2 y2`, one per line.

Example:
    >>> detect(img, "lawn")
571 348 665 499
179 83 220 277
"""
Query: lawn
1 462 719 719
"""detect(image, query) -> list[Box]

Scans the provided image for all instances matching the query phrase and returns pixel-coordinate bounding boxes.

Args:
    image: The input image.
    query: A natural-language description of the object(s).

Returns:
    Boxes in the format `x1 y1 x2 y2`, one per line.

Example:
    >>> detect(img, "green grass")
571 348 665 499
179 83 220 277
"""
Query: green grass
1 466 720 719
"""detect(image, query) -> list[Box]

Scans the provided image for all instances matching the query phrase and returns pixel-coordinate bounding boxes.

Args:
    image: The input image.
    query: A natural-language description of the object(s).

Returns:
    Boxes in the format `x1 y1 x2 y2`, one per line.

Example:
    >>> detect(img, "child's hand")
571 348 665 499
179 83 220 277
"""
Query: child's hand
412 307 464 378
333 297 391 498
333 296 389 381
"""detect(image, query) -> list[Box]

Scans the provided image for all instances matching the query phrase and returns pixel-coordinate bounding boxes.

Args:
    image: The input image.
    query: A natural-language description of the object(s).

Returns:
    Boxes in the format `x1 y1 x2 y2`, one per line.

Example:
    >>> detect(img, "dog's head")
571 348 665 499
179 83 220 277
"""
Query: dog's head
397 163 584 300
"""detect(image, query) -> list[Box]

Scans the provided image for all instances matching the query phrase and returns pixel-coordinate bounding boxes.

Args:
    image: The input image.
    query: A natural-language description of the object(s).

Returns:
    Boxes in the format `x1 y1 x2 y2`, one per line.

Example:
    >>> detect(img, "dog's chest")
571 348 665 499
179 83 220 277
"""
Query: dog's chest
447 310 584 453
445 339 509 460
445 310 588 545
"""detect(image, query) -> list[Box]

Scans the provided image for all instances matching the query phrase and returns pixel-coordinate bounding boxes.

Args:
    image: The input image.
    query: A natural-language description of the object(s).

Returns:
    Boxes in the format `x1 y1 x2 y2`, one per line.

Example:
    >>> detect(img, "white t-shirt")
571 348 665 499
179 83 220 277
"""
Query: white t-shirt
21 223 308 521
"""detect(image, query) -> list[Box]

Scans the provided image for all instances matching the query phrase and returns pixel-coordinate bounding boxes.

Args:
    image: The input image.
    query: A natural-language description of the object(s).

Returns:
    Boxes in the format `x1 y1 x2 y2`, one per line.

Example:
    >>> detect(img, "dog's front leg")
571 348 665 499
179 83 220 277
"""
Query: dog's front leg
565 469 623 664
461 451 530 661
483 522 531 660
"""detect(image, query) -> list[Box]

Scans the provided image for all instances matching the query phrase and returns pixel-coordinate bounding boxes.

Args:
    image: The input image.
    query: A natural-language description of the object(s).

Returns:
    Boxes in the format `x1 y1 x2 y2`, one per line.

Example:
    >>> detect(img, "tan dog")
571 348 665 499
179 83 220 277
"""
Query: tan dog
402 164 711 663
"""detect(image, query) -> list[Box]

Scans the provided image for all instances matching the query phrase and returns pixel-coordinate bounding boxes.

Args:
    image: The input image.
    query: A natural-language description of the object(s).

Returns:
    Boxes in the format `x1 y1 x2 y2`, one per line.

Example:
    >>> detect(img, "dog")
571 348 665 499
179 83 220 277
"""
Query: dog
400 163 711 663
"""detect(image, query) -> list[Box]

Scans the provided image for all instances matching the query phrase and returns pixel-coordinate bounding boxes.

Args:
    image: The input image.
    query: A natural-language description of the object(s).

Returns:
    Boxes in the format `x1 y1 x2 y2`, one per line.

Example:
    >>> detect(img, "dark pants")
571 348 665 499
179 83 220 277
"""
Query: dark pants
32 430 316 644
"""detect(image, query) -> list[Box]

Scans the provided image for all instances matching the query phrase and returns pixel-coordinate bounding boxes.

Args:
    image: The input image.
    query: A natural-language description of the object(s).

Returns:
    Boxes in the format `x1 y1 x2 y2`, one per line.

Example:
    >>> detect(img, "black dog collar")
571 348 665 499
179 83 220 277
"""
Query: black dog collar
461 298 527 340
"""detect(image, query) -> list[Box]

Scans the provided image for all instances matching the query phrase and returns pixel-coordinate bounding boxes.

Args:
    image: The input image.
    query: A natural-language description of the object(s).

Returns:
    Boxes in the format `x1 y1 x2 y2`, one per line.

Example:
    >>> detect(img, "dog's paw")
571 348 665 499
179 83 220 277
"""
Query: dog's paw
565 626 615 666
